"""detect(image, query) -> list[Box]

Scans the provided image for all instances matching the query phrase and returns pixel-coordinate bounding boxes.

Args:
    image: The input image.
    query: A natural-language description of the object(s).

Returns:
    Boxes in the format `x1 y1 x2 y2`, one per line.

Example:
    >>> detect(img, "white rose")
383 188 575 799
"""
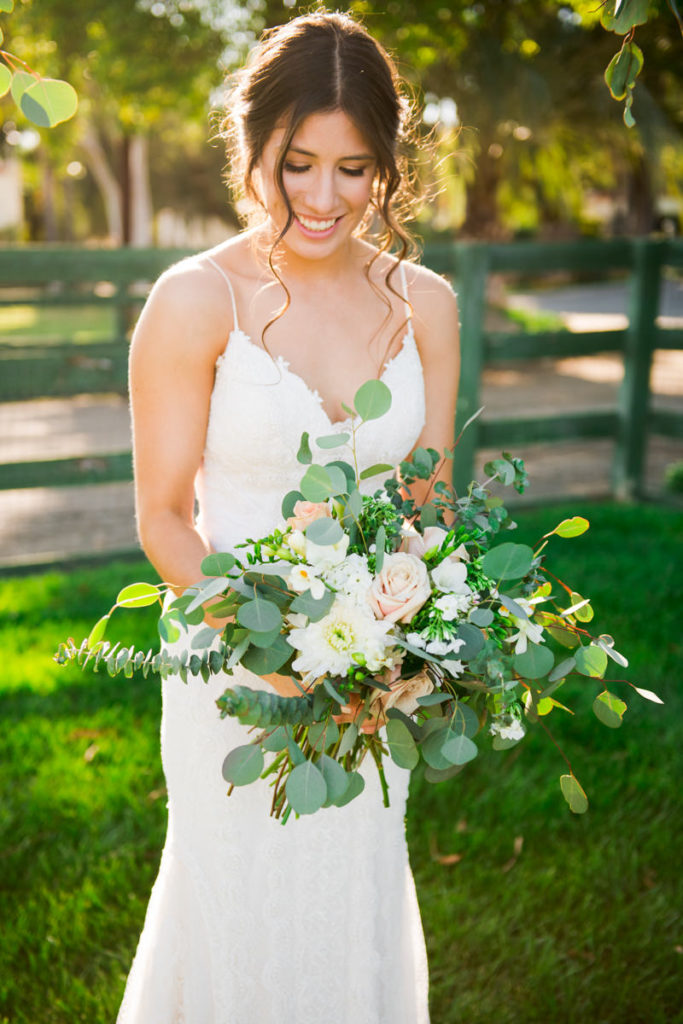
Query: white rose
431 557 471 594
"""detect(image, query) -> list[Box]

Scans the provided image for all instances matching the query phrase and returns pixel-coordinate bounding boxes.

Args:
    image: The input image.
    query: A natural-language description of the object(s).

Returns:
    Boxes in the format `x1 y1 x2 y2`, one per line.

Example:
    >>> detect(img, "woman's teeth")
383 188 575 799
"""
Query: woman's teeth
297 215 337 232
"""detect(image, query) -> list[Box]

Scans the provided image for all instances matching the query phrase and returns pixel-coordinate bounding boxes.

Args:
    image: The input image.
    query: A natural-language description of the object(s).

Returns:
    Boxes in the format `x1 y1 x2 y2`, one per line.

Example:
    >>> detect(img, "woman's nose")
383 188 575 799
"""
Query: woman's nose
307 169 336 213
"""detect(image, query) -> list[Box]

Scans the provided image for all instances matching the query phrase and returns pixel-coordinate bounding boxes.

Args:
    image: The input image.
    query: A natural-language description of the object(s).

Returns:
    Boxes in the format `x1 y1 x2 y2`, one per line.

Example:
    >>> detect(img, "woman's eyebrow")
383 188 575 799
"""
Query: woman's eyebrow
287 146 375 161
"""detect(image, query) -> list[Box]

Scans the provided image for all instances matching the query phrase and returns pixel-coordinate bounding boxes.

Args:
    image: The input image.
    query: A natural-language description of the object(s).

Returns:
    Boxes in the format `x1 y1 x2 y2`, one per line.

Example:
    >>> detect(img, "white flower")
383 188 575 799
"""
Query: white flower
443 658 464 677
305 532 350 572
284 529 307 558
287 564 325 600
434 592 473 621
489 714 525 742
425 637 466 656
289 599 395 680
431 557 471 595
323 553 374 609
406 631 427 649
500 596 546 654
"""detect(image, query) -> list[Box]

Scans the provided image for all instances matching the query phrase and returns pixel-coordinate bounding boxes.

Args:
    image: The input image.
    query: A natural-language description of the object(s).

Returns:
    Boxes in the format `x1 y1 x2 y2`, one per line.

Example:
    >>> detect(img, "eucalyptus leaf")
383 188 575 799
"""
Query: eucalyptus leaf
184 576 232 615
560 773 589 814
241 636 292 675
0 64 11 100
375 525 386 573
245 624 283 649
442 734 478 766
354 379 392 421
262 726 289 752
116 582 161 608
423 763 465 783
307 719 340 753
631 685 663 705
237 598 282 633
545 516 590 539
323 676 346 706
306 517 344 546
297 432 312 464
386 718 419 769
282 490 304 519
575 645 608 679
190 626 221 650
481 543 534 581
201 552 236 576
548 656 576 683
454 622 485 661
158 611 183 644
336 721 359 757
21 77 78 127
333 770 365 807
319 754 351 806
315 432 350 449
87 614 109 650
593 690 627 729
420 503 438 529
222 745 264 786
451 701 480 739
290 587 335 622
513 643 554 680
604 40 643 100
285 761 327 815
420 727 453 770
469 607 494 627
498 594 528 620
360 463 394 480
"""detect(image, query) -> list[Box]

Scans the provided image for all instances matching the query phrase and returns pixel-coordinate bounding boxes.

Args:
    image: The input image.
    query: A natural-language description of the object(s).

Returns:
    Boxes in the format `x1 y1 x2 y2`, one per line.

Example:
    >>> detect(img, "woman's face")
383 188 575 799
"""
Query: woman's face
256 109 377 260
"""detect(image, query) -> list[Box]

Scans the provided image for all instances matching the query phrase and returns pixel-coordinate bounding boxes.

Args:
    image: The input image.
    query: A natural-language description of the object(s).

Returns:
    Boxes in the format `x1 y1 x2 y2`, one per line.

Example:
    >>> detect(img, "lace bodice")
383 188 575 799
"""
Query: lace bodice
195 258 426 552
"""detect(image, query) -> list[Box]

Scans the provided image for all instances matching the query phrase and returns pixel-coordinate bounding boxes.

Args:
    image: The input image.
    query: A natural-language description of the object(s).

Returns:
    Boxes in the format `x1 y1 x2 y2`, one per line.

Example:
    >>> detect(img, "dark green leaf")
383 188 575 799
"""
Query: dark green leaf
241 636 292 675
481 543 534 581
282 490 304 519
319 754 351 806
237 598 282 633
513 643 554 680
285 761 327 814
290 587 335 622
386 718 419 769
333 770 365 807
601 0 649 33
604 40 643 100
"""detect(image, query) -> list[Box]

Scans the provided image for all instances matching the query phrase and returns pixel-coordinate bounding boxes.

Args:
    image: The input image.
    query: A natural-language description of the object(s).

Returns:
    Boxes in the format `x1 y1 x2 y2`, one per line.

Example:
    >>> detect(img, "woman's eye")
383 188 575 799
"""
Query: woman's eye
340 166 367 177
283 162 310 174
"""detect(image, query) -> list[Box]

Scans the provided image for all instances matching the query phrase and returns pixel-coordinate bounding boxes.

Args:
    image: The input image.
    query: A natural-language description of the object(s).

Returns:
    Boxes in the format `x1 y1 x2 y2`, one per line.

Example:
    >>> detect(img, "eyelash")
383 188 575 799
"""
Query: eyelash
283 163 368 178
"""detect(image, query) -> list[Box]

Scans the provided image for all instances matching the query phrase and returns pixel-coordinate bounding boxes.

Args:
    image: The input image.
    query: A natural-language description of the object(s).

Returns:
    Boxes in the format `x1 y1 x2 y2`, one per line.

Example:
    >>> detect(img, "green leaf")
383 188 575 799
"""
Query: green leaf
297 432 312 464
323 676 346 706
455 622 485 661
548 656 576 683
201 552 236 576
241 636 292 675
285 761 327 814
423 763 465 783
184 576 231 614
601 0 649 33
299 464 348 501
593 690 627 729
469 607 494 627
420 726 454 770
0 63 11 99
307 719 340 753
222 745 264 786
560 773 588 814
21 77 78 127
87 614 109 650
116 582 162 608
0 0 14 14
290 587 334 622
159 611 183 643
245 624 282 649
359 462 394 480
262 726 289 752
336 721 359 756
604 41 643 101
513 643 554 680
237 598 281 633
333 770 365 807
415 692 453 707
481 543 534 581
386 718 419 769
375 524 386 573
442 734 478 766
545 516 590 539
485 457 515 485
575 645 608 678
451 701 480 739
315 432 350 449
354 379 392 421
305 517 344 545
10 70 33 104
282 490 304 519
420 503 438 529
319 754 351 806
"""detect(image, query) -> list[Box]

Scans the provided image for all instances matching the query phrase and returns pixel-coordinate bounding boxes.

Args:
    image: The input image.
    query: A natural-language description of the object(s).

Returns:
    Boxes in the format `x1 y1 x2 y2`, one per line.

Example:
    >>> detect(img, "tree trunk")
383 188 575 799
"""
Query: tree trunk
129 134 153 247
80 125 123 243
462 147 503 239
39 150 58 242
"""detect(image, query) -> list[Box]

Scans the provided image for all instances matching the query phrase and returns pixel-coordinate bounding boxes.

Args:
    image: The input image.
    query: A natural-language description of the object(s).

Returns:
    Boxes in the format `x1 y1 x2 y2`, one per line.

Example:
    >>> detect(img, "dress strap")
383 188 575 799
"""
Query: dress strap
205 256 240 331
398 260 413 322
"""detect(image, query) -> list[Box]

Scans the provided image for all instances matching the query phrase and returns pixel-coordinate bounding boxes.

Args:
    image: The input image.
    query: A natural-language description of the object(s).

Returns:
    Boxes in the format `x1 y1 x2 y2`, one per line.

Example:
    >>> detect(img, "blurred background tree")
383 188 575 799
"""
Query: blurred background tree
1 0 680 244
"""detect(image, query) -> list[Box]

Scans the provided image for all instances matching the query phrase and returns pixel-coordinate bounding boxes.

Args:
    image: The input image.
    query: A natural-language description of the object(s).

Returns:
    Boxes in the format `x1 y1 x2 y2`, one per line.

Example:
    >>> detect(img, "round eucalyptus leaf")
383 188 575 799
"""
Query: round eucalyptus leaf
423 763 465 783
333 770 365 807
241 635 292 675
514 643 554 679
300 464 335 502
307 719 340 753
386 718 419 769
560 773 588 814
575 644 608 679
305 517 344 546
116 582 161 608
455 622 485 661
354 379 392 421
262 726 289 752
442 734 478 766
548 656 576 683
420 727 454 770
451 701 480 739
481 543 534 582
10 70 34 104
201 552 236 576
158 611 182 644
237 598 282 633
246 624 283 649
0 64 11 99
318 754 351 806
222 745 264 786
282 489 304 519
285 761 327 815
469 607 494 628
592 690 627 729
21 77 78 127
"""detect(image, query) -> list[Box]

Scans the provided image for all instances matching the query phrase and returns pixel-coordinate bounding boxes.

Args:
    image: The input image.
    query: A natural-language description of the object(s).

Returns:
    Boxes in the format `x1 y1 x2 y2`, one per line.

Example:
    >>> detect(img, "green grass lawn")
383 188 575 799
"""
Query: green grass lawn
0 502 681 1023
0 305 116 345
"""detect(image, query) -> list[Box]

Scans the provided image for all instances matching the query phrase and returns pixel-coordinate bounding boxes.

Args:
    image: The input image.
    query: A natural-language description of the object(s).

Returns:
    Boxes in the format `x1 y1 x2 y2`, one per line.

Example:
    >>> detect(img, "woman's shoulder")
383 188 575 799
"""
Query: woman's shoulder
400 259 459 365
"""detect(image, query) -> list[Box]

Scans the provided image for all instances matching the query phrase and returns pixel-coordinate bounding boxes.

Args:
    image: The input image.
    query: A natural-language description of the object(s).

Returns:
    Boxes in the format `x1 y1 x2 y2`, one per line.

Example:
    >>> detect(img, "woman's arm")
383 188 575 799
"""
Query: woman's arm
408 266 461 505
129 262 228 590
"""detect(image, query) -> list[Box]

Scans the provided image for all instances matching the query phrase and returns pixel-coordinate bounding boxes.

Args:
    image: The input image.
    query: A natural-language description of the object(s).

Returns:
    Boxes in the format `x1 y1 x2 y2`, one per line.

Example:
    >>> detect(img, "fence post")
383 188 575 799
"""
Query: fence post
452 242 489 493
612 238 662 500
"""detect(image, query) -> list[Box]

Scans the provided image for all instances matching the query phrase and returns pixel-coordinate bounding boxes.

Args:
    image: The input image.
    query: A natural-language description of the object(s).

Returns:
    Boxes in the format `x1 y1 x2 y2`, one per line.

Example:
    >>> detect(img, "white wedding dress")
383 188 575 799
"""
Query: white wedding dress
117 257 430 1024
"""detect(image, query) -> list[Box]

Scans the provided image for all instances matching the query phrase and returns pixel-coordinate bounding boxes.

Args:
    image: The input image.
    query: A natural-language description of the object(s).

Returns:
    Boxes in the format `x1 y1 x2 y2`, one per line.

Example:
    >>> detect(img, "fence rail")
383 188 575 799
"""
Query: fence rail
1 238 681 516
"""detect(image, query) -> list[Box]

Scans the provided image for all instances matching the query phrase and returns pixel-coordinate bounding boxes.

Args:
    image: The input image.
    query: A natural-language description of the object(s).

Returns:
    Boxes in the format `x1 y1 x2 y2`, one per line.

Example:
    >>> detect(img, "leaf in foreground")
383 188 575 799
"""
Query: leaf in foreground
285 761 327 814
222 745 264 786
560 773 588 814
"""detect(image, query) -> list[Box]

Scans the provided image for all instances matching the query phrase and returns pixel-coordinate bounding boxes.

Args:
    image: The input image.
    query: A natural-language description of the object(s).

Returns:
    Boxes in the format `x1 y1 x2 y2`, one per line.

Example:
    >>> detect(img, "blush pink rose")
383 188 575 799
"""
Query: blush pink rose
367 552 431 624
371 668 435 716
287 500 331 533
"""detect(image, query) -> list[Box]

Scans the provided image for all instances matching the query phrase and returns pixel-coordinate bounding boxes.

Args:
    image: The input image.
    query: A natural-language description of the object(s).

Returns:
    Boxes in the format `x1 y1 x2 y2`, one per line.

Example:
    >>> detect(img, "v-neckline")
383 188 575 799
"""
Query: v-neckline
219 325 416 428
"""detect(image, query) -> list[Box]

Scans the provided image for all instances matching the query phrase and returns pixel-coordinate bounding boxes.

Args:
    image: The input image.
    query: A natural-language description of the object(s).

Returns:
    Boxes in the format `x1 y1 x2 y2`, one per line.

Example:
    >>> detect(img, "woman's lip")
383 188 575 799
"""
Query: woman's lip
294 214 342 239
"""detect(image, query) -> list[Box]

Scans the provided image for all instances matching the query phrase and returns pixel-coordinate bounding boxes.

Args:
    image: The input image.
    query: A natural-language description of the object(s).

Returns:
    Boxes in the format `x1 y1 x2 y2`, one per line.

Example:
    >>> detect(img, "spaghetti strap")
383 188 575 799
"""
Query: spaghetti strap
398 261 413 322
205 256 240 331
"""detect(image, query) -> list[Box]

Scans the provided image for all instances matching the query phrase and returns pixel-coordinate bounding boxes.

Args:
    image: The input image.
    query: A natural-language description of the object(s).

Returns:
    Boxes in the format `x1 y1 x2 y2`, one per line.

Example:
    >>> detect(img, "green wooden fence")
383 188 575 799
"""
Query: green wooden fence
1 239 681 521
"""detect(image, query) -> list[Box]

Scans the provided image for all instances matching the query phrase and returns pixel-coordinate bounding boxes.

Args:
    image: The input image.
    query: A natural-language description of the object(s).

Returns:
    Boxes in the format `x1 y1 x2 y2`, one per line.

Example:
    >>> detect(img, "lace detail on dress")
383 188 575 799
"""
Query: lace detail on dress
117 264 430 1024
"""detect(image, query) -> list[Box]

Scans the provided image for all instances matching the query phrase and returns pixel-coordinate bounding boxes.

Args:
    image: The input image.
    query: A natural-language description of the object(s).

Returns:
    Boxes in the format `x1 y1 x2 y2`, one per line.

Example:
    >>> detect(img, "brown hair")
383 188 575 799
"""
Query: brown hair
222 9 419 348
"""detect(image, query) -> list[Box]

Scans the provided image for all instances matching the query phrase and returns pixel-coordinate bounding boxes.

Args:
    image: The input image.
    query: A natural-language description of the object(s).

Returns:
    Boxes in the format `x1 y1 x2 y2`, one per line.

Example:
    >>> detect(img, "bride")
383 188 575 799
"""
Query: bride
118 9 459 1023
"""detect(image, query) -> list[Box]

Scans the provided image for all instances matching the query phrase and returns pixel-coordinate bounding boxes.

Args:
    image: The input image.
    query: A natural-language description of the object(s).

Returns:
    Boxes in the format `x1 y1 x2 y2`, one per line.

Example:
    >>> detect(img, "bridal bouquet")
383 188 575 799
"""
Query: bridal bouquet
56 379 660 823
